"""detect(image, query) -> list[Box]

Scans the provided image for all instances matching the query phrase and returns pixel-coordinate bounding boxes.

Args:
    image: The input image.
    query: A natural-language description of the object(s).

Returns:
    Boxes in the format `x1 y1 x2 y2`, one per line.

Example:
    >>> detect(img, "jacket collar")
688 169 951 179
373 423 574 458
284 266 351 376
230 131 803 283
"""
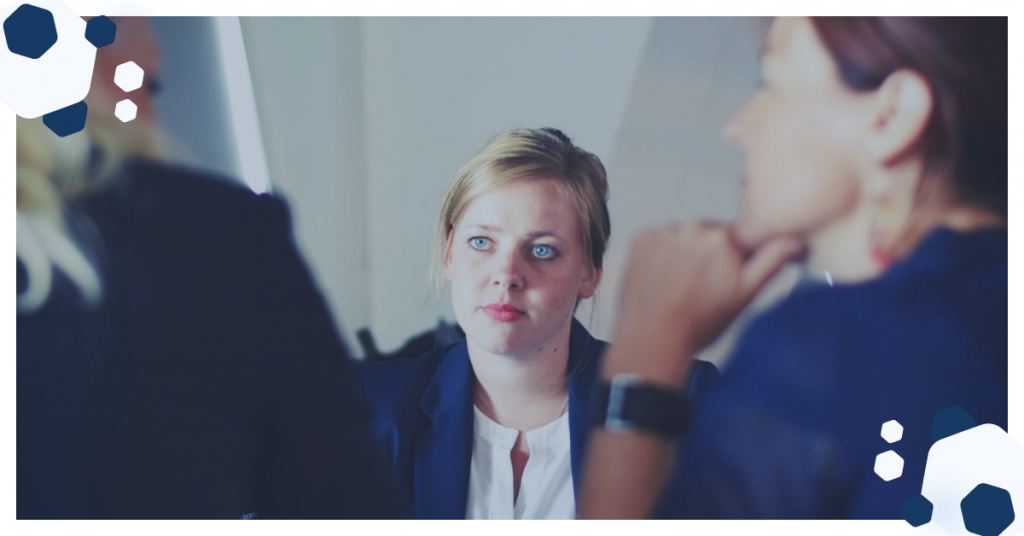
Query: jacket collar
566 318 604 503
881 226 1006 286
418 341 474 421
414 341 474 519
413 318 606 518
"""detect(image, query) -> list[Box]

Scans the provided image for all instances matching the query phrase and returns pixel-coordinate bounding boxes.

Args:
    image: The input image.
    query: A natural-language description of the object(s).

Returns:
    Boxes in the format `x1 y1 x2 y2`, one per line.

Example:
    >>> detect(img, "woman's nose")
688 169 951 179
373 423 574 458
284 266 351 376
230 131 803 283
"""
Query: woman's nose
491 252 524 290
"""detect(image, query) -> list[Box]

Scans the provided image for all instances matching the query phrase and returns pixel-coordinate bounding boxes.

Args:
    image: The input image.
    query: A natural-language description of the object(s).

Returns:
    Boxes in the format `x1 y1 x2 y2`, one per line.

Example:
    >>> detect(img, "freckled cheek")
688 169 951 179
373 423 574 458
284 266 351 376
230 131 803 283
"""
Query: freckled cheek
450 256 491 290
448 265 483 316
529 276 579 315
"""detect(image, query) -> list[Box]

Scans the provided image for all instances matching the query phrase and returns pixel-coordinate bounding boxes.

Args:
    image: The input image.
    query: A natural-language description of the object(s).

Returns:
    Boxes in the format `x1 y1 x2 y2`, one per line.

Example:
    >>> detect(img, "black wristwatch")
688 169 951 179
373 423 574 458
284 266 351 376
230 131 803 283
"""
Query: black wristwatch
590 374 694 439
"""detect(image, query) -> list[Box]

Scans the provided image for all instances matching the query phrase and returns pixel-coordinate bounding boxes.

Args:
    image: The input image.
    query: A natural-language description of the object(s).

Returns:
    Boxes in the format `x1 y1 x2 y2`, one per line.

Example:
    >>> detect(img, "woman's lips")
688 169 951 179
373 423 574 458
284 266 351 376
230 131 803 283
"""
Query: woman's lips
482 303 525 322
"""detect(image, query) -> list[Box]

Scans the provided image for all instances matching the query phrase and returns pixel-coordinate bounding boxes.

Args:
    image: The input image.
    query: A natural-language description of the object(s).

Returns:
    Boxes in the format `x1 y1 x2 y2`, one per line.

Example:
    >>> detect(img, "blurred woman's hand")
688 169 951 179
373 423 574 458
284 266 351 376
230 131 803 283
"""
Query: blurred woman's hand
605 221 803 387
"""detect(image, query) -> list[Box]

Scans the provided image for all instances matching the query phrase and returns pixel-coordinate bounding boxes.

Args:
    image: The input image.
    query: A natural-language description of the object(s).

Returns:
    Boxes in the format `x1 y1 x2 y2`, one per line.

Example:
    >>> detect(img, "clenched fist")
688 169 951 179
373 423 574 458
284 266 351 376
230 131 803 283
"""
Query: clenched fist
605 221 803 388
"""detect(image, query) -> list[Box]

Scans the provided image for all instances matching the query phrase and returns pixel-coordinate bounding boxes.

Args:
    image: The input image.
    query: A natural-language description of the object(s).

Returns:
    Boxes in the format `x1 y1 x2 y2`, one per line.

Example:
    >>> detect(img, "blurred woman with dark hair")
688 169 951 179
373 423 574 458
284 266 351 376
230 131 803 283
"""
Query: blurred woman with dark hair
581 17 1007 519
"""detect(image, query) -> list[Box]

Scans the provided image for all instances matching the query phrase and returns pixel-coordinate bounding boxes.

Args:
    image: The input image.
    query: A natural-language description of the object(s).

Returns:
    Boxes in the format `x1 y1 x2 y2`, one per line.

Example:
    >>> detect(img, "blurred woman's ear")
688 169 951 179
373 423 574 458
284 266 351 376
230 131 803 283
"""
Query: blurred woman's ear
859 69 935 266
578 267 602 300
863 69 933 169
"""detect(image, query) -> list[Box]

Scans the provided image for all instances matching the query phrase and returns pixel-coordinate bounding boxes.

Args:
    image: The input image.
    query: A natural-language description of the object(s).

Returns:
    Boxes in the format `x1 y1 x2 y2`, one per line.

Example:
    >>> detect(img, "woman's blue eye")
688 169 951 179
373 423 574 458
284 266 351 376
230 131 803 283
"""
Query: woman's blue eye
470 237 490 250
533 244 556 259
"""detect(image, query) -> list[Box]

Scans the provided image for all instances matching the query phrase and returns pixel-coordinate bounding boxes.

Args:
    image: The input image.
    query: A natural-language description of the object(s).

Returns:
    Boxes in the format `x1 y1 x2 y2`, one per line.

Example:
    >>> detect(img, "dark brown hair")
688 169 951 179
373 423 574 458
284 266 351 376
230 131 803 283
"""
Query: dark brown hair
810 17 1007 217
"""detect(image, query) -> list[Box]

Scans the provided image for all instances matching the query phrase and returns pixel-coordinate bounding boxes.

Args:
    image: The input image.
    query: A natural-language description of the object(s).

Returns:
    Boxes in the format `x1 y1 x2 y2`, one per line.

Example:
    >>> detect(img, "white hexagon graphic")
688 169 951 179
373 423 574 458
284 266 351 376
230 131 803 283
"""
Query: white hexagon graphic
113 61 144 92
875 450 904 481
920 424 1024 536
114 99 136 122
0 0 97 118
881 420 904 443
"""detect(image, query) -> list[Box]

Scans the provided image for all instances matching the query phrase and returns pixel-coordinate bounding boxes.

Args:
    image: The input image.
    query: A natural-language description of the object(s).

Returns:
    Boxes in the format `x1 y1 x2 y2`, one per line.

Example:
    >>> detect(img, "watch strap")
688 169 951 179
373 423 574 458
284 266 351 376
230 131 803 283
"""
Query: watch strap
590 374 694 439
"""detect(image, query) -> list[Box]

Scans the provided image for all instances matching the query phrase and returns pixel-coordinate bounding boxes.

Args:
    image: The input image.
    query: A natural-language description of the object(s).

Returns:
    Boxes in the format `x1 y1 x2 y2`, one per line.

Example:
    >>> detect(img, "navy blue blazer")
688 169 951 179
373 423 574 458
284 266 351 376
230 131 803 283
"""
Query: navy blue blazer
360 318 720 519
18 159 397 519
670 227 1008 519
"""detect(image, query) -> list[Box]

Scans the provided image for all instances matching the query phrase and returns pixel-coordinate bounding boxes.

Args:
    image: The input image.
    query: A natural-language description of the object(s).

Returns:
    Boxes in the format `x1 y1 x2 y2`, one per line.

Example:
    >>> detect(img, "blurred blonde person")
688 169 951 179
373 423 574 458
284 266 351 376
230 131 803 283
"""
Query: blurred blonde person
17 17 397 519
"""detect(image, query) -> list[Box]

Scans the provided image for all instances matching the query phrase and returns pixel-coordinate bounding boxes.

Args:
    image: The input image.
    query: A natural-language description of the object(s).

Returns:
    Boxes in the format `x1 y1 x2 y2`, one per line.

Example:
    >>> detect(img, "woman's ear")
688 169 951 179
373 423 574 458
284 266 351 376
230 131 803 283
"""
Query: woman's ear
578 266 602 300
859 69 933 248
442 228 455 281
863 69 934 167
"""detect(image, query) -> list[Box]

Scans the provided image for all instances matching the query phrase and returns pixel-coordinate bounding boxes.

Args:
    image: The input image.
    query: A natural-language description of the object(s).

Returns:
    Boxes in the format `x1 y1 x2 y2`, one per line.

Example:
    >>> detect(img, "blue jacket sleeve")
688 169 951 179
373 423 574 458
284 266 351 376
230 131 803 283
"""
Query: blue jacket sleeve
658 303 850 519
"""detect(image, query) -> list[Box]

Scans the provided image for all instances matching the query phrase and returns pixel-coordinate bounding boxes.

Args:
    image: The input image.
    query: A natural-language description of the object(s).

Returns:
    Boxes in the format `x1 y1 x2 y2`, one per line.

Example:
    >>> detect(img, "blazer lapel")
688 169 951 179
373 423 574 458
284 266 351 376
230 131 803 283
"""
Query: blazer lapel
413 342 475 519
567 318 604 503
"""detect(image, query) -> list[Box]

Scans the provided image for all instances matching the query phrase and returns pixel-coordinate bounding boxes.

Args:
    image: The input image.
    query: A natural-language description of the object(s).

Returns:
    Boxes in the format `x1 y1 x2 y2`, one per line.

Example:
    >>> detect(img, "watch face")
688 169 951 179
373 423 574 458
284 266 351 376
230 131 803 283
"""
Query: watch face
605 374 641 431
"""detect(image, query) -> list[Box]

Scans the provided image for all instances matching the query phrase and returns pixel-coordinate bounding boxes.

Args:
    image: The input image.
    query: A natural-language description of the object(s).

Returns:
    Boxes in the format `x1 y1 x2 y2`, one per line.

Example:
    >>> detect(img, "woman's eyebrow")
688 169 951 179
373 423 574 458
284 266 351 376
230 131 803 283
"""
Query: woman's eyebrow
526 231 558 240
465 224 501 233
464 224 561 240
464 224 560 241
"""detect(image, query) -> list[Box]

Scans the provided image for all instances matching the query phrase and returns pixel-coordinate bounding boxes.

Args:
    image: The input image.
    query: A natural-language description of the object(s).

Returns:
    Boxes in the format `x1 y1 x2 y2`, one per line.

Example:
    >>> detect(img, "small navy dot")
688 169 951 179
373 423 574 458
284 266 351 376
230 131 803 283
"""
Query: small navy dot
902 494 933 527
931 405 976 442
42 101 89 137
4 4 58 60
961 483 1015 536
85 15 117 49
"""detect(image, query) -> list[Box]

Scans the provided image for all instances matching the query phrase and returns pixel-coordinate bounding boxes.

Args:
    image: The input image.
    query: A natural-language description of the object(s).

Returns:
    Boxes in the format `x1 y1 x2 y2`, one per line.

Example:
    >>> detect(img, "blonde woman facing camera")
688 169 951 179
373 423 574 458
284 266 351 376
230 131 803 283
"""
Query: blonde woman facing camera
361 128 719 519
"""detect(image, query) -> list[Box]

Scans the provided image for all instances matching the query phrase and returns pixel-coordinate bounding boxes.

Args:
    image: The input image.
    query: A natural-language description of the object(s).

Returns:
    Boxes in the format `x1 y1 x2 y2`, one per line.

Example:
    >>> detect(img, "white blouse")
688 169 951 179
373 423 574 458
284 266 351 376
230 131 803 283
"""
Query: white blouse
464 405 576 519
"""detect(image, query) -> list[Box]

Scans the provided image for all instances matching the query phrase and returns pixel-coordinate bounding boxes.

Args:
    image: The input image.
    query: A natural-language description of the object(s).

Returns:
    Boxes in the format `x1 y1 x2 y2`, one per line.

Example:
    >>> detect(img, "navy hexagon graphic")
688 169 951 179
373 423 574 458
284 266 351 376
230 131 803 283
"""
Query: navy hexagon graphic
931 405 976 442
85 15 116 48
903 494 934 527
4 4 58 59
960 483 1015 536
42 101 88 137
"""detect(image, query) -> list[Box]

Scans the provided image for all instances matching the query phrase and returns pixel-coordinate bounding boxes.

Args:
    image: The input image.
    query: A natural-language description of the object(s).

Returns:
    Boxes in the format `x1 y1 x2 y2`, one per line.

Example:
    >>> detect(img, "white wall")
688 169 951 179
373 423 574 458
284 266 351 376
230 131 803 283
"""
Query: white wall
241 17 368 353
587 17 802 364
151 17 238 179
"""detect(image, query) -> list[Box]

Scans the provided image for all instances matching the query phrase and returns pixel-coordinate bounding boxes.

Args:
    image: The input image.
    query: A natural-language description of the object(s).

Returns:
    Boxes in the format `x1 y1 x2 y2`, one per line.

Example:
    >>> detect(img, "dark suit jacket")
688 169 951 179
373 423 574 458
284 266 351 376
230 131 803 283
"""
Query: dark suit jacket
673 227 1008 519
17 160 397 519
360 318 720 519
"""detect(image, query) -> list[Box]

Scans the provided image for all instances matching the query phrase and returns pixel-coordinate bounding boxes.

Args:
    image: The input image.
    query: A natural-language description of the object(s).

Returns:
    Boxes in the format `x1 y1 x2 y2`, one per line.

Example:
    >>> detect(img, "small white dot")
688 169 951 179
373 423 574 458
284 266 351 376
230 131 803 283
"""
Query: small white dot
874 450 904 481
115 99 137 122
114 61 145 93
881 420 904 443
